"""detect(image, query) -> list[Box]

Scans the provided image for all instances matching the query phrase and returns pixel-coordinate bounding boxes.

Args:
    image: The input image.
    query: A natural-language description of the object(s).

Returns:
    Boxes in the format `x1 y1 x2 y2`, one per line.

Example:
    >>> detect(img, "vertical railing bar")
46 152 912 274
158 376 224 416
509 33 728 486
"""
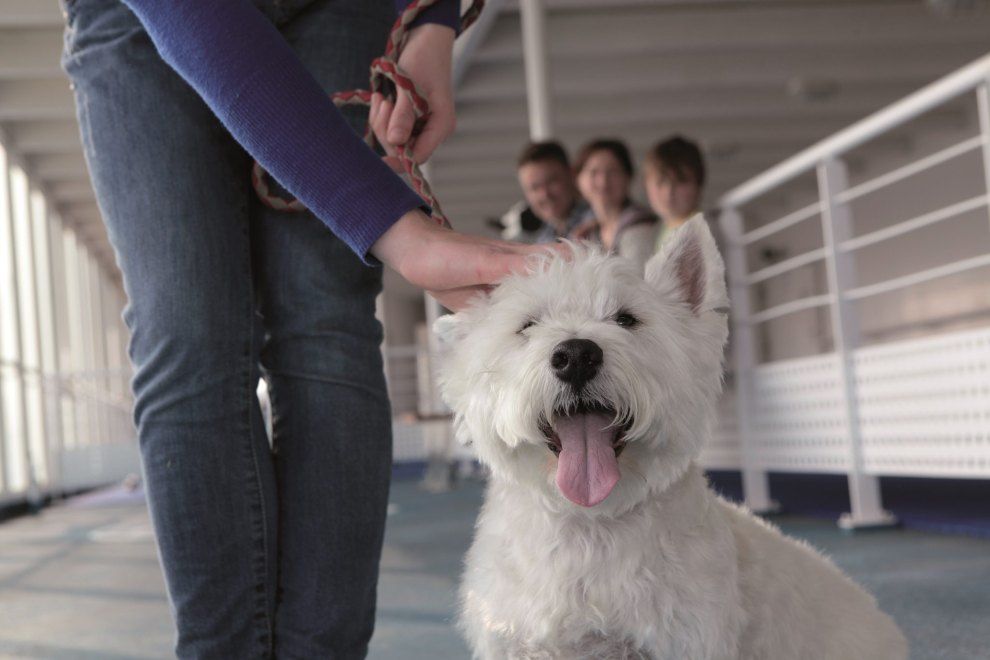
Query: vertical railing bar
720 208 778 513
817 158 896 530
976 82 990 234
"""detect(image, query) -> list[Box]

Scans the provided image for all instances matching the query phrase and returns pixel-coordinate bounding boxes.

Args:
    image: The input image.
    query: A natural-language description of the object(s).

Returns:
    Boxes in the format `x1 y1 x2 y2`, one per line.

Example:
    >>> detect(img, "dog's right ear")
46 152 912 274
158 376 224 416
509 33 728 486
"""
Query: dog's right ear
644 214 729 315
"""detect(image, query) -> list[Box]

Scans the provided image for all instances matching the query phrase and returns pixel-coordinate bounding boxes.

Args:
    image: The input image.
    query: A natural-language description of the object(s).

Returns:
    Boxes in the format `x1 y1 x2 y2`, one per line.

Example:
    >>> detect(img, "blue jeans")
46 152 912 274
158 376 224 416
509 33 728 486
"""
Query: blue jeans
62 1 395 657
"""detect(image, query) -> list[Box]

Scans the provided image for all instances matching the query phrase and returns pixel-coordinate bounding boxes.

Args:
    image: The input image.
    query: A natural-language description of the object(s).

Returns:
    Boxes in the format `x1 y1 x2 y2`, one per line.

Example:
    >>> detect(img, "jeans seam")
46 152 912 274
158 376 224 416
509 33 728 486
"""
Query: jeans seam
244 214 274 658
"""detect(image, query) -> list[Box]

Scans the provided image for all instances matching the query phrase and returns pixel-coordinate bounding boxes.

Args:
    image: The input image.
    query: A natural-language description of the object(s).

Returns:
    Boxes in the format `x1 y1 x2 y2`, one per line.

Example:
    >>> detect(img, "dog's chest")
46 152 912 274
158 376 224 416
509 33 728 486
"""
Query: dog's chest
462 497 740 658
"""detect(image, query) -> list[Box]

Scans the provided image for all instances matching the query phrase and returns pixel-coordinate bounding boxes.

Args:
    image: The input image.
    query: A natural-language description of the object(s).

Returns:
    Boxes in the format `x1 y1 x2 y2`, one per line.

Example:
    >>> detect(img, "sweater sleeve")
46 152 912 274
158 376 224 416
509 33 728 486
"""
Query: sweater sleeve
397 0 461 34
121 0 427 263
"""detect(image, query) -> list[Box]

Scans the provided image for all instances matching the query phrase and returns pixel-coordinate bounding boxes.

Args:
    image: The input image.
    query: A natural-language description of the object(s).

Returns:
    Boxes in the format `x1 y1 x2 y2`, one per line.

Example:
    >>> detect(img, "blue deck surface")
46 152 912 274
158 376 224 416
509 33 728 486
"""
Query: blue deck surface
0 476 988 659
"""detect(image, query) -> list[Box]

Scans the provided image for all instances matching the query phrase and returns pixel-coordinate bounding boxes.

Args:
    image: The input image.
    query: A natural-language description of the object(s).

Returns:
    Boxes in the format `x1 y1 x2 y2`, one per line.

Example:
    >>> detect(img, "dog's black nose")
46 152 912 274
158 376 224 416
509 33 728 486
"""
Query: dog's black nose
550 339 603 388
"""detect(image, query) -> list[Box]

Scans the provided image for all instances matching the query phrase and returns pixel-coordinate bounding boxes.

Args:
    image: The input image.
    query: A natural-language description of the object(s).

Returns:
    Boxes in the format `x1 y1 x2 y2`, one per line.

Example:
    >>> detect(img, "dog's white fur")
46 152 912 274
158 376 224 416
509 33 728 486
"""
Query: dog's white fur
435 217 908 660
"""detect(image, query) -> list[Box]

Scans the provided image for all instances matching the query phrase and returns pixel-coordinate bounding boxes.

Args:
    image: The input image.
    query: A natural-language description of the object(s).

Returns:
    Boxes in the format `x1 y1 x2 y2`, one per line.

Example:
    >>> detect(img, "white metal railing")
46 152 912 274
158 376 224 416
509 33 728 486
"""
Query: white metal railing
714 53 990 529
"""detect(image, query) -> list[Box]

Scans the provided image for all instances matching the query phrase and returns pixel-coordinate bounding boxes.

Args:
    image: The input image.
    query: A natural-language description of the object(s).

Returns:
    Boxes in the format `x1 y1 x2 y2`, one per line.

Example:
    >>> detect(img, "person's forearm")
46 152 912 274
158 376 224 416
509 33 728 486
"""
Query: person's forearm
122 0 424 262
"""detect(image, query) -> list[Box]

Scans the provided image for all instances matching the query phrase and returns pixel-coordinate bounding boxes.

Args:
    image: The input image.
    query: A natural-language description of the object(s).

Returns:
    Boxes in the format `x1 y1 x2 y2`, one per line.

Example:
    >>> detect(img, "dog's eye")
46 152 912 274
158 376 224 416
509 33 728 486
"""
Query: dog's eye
615 312 638 328
518 319 536 334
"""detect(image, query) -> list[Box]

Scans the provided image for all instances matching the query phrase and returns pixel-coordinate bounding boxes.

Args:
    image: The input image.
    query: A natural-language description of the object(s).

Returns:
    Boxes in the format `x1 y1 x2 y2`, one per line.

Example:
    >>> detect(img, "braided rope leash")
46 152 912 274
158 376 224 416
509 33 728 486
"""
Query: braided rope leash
251 0 485 228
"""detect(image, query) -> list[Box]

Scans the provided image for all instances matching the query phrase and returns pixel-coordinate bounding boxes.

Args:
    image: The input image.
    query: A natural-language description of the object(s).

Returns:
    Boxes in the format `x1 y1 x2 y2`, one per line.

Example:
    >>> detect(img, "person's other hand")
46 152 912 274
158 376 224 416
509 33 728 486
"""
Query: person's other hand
371 210 569 311
370 23 455 167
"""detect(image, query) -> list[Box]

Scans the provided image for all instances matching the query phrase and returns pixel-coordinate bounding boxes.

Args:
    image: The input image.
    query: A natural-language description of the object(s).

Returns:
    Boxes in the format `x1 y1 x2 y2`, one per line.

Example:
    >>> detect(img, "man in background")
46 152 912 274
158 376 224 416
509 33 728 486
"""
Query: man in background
503 141 587 243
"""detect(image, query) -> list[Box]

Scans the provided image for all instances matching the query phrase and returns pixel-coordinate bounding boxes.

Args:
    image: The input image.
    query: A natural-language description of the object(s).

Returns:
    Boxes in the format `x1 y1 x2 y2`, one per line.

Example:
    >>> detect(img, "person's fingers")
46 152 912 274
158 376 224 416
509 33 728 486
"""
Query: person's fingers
410 103 454 164
369 92 379 126
428 285 491 312
372 97 398 157
387 91 416 146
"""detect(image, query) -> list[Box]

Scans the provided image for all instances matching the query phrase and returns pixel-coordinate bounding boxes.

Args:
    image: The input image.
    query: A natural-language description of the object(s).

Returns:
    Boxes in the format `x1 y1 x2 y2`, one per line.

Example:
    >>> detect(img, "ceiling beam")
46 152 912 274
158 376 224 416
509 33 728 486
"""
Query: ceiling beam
6 119 81 153
0 1 64 27
49 181 95 202
455 86 925 133
27 152 89 180
0 28 64 78
457 45 985 101
0 79 75 120
477 3 990 63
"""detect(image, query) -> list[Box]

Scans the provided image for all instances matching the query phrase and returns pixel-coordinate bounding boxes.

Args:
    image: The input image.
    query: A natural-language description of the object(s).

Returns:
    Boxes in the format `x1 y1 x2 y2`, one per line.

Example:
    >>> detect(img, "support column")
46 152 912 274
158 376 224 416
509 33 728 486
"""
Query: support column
520 0 553 140
817 158 896 530
976 81 990 232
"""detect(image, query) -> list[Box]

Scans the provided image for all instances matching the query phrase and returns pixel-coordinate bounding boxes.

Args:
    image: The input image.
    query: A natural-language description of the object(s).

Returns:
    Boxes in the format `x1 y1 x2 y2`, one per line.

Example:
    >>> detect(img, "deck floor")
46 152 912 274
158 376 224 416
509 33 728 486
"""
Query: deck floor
0 478 988 659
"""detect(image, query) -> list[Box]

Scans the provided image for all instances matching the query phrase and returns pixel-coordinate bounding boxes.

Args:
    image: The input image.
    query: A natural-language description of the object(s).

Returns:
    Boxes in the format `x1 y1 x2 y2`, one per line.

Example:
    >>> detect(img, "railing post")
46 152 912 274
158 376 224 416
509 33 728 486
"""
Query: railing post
720 208 777 513
520 0 554 140
977 81 990 232
817 158 896 530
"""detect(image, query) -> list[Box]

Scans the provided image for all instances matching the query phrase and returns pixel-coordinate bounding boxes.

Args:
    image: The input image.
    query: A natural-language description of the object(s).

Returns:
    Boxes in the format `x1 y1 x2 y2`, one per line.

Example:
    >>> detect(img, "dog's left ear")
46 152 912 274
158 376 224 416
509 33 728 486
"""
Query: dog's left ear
644 214 729 315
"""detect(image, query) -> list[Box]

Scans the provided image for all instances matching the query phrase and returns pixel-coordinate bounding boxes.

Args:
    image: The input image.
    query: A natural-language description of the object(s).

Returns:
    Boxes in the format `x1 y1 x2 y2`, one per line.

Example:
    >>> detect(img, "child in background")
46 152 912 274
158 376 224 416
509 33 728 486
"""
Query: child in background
643 135 706 251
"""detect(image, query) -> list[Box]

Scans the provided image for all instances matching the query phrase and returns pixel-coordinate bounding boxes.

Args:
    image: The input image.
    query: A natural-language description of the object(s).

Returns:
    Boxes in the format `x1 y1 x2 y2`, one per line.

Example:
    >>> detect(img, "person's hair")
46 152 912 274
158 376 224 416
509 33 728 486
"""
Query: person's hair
517 140 570 169
645 135 706 187
573 139 634 178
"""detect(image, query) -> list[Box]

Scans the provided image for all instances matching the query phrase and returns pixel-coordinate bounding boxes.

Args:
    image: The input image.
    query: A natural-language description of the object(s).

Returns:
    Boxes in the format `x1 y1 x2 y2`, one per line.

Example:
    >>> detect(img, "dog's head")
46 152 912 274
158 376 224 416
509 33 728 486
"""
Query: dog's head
435 216 729 515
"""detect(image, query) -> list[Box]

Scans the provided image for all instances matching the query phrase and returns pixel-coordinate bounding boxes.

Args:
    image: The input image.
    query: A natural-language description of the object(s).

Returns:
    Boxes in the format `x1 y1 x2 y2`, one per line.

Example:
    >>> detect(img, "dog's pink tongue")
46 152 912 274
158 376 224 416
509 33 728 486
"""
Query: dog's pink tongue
554 412 621 507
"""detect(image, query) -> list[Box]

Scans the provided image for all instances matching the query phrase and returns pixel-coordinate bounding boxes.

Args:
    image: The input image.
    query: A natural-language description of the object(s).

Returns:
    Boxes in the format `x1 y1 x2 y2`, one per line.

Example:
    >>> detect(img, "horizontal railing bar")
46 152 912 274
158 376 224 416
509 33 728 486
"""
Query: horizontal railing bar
836 135 986 204
745 247 827 285
720 54 990 208
845 253 990 301
742 201 822 245
746 294 833 325
840 195 989 252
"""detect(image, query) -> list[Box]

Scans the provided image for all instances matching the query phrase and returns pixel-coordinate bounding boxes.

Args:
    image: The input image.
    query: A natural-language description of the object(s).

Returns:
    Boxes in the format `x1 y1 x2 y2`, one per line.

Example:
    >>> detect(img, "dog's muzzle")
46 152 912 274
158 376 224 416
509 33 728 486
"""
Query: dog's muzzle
539 401 632 508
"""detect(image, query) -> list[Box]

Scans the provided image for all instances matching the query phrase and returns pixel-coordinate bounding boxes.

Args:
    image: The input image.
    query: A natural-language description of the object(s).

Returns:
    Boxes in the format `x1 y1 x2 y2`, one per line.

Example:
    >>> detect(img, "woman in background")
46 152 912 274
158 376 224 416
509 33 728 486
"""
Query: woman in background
571 138 657 270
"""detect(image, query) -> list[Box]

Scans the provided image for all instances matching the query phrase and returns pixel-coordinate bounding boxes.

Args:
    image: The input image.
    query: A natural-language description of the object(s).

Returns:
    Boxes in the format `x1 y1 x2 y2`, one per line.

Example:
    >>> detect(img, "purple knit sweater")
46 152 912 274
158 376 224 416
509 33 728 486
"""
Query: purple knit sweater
120 0 459 262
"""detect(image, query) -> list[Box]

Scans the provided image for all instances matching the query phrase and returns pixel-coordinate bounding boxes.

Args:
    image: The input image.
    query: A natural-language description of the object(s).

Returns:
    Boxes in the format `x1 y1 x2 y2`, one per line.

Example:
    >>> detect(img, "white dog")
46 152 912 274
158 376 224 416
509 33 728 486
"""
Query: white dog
434 217 907 660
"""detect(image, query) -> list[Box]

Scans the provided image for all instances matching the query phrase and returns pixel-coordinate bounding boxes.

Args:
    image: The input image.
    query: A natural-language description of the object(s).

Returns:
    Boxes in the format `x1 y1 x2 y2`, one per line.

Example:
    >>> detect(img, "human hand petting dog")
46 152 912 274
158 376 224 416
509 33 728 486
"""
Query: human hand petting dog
371 210 564 311
367 22 566 311
369 23 455 168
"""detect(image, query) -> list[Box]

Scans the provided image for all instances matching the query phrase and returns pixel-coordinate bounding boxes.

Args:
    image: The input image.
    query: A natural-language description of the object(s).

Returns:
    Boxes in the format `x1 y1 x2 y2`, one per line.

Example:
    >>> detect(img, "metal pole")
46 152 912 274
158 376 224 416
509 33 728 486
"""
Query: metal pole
976 82 990 232
720 208 777 513
817 158 896 530
520 0 553 140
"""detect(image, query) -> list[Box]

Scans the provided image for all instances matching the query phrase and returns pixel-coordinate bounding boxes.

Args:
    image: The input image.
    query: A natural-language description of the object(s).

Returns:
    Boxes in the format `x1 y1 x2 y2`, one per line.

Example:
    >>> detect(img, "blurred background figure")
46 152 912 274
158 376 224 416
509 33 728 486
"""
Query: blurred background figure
572 138 656 269
500 140 588 243
643 135 706 251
